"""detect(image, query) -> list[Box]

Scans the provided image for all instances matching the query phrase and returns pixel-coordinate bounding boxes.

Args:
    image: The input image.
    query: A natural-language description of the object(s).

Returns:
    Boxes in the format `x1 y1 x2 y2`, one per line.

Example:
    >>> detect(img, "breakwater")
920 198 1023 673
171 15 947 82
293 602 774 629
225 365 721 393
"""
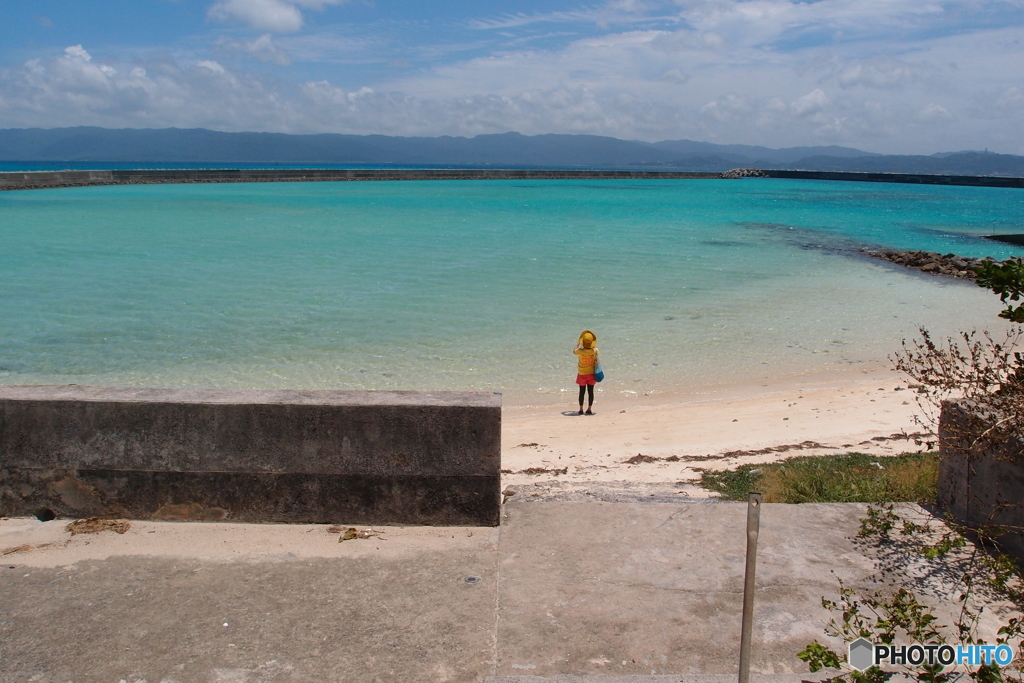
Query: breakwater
764 169 1024 189
861 249 993 280
1 167 1023 190
0 168 719 190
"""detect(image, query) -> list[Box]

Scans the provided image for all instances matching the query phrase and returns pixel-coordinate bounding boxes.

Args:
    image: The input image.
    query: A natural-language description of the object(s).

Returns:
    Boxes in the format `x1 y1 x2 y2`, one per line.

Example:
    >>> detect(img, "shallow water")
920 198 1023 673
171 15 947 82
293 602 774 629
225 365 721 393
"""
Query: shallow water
1 178 1022 403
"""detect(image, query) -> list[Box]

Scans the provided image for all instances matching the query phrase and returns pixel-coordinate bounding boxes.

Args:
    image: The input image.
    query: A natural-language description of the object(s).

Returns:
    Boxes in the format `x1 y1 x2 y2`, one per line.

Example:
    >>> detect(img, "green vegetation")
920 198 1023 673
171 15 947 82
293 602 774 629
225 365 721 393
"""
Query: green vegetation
799 503 1024 683
698 452 938 503
975 257 1024 323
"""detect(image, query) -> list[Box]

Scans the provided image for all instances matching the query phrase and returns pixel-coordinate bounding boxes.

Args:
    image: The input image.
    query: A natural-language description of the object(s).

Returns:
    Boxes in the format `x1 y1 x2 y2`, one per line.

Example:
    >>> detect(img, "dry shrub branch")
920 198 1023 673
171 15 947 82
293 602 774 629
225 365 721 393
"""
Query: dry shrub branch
891 327 1024 460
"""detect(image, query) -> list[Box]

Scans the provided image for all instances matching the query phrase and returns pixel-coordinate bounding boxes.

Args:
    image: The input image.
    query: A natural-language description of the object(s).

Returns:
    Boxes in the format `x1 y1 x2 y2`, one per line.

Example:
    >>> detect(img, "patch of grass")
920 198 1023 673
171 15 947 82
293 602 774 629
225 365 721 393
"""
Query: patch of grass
697 452 938 503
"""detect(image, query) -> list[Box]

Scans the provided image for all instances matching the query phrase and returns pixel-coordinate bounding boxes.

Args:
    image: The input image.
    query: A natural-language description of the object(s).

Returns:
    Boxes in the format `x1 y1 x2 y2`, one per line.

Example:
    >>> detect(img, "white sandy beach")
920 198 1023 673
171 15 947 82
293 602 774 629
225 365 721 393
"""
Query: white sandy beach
500 363 931 496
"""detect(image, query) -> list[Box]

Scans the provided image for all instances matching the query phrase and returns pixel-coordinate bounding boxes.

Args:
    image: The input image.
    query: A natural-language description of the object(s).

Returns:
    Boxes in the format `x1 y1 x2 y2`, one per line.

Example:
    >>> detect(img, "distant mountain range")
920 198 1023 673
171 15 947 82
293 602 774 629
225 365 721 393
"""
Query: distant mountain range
1 127 1022 176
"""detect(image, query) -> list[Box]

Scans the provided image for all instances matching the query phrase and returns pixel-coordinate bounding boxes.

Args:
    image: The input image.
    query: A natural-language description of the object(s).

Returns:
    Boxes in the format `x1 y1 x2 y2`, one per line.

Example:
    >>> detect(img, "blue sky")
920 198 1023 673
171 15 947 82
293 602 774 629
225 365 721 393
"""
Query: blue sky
1 0 1023 154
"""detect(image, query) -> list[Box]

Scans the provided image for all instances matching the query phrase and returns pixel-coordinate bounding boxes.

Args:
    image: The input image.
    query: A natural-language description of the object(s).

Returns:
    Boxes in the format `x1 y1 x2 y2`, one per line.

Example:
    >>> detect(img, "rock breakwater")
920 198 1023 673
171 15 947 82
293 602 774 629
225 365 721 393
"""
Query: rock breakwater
721 168 769 179
862 249 993 279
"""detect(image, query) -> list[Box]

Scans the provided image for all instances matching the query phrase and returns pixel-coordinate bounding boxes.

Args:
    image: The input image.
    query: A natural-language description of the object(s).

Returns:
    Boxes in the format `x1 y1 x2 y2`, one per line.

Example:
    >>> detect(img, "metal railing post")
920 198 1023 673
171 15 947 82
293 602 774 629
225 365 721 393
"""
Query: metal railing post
738 492 762 683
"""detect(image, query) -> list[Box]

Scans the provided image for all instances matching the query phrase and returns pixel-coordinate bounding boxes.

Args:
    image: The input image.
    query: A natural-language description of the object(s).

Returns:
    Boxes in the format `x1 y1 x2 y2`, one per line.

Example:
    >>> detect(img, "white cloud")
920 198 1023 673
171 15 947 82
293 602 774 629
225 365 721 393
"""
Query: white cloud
700 93 751 122
791 88 829 117
291 0 346 9
206 0 347 33
651 29 726 52
830 57 938 90
660 68 690 84
917 102 951 120
196 60 226 73
468 1 665 31
996 86 1024 112
208 0 304 32
64 45 92 62
671 0 948 49
219 34 292 65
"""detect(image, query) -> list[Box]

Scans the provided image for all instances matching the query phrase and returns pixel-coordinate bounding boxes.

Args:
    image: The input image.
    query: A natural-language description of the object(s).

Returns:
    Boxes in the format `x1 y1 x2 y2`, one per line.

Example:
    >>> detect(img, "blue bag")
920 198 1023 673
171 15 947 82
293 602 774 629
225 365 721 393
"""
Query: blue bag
594 363 604 383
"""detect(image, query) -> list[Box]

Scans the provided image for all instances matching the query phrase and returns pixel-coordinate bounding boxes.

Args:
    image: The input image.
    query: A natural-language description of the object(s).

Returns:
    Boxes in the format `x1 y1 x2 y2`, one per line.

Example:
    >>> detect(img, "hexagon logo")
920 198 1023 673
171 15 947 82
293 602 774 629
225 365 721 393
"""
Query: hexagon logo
849 638 875 671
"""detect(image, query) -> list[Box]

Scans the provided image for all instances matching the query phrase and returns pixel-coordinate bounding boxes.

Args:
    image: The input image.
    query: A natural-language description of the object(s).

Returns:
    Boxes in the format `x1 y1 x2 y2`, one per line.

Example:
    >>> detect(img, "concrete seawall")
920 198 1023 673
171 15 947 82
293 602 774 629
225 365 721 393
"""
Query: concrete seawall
937 400 1024 559
0 386 501 526
0 168 721 190
1 167 1023 190
763 169 1024 188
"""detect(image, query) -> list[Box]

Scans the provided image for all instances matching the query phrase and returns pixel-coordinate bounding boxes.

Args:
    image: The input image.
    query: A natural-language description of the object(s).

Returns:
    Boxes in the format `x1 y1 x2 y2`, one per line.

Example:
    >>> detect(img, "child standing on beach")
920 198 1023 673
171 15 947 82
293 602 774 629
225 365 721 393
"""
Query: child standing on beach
573 330 599 415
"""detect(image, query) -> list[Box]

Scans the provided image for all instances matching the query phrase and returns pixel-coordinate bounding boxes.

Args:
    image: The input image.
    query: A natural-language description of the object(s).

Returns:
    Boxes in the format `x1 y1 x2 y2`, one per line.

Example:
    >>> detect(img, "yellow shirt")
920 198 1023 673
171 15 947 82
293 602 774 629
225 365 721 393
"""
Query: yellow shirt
574 347 598 375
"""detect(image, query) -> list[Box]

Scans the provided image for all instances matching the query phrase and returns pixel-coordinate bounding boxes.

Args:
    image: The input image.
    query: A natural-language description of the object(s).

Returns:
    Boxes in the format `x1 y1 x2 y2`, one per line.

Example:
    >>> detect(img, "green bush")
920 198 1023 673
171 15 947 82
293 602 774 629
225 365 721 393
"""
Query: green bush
698 452 938 503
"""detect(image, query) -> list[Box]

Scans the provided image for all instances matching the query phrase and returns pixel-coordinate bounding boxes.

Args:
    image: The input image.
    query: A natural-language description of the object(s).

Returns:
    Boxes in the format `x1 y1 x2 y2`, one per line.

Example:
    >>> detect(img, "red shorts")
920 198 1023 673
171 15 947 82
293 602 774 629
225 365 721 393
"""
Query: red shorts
576 373 596 386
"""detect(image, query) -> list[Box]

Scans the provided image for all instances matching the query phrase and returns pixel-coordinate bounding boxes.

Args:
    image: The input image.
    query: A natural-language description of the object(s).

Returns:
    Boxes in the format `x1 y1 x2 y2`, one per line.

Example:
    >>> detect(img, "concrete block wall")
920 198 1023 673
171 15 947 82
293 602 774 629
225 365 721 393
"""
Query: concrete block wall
0 386 501 525
937 400 1024 558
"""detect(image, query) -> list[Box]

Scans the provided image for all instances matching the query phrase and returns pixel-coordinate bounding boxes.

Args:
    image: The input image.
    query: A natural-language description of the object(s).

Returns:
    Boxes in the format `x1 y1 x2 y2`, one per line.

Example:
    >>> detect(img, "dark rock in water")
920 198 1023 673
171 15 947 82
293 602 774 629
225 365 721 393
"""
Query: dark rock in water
860 248 998 280
985 234 1024 247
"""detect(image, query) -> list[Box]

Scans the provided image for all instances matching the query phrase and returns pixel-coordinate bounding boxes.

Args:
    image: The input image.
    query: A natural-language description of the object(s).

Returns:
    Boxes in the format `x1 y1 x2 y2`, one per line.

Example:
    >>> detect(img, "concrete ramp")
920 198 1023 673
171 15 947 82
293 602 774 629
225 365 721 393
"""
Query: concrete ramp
0 498 963 681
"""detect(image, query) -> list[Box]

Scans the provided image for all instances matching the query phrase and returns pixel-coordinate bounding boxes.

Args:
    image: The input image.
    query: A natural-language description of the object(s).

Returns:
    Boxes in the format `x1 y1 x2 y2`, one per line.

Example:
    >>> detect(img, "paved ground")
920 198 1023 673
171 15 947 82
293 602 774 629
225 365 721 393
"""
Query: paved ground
0 493 949 682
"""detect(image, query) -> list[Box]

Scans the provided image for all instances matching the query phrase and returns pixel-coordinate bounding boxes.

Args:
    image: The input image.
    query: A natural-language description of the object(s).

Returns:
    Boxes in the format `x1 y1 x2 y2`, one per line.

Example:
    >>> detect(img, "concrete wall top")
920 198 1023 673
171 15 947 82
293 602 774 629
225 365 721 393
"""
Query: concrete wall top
0 385 500 408
0 386 500 477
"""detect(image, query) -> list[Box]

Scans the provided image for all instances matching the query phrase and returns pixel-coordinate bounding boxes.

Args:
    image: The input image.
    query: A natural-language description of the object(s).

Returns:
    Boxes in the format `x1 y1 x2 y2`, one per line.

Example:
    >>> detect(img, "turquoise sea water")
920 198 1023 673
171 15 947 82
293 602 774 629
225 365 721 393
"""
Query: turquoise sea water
2 179 1023 404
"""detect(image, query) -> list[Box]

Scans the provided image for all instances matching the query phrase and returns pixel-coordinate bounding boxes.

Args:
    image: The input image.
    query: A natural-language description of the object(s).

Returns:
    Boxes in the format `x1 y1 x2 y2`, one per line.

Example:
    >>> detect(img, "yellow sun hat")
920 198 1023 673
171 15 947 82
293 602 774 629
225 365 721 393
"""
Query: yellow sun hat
580 330 596 348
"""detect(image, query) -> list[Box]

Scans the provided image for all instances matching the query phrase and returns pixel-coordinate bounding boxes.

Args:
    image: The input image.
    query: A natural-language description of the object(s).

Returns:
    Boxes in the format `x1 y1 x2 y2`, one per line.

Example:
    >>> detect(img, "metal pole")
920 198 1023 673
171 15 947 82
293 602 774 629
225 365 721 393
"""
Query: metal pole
738 492 762 683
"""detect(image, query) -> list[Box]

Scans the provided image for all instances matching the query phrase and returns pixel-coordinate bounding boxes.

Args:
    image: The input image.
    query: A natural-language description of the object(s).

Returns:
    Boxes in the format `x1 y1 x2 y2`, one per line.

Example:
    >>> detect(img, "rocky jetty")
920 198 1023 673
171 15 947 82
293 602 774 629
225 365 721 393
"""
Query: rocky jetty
861 249 994 280
721 168 769 179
